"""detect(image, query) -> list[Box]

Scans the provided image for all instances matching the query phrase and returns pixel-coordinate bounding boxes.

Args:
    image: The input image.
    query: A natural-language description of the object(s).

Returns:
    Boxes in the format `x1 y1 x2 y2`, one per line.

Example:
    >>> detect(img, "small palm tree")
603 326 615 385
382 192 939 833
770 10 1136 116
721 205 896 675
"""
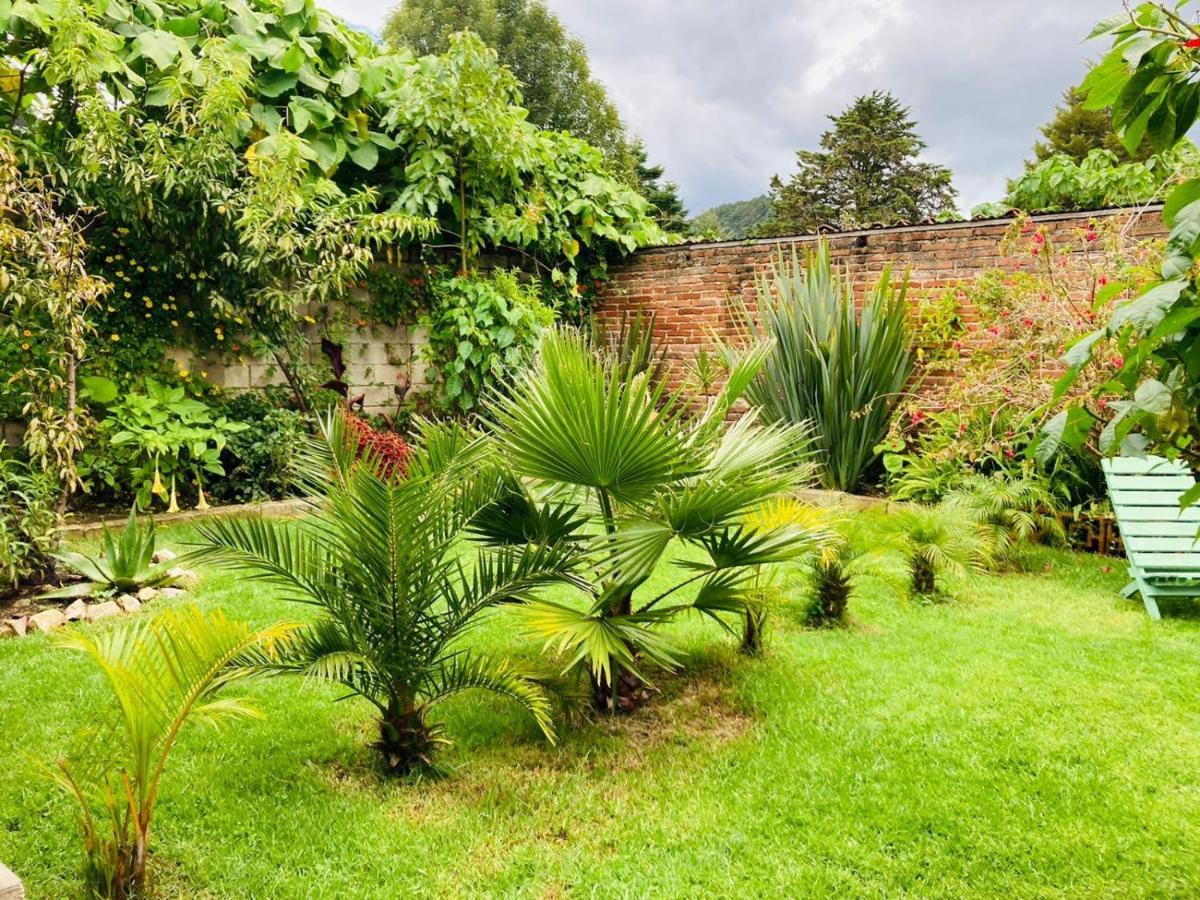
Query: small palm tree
49 605 297 899
946 472 1065 569
484 328 825 710
895 504 990 598
191 413 574 774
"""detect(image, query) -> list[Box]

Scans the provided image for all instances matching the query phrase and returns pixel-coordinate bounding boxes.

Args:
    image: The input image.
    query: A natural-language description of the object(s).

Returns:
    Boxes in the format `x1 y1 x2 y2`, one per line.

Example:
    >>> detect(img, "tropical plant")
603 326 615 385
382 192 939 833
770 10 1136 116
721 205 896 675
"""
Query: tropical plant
48 606 297 899
484 328 825 711
41 509 176 601
894 504 989 599
730 240 914 492
191 412 571 773
945 473 1066 570
99 379 247 512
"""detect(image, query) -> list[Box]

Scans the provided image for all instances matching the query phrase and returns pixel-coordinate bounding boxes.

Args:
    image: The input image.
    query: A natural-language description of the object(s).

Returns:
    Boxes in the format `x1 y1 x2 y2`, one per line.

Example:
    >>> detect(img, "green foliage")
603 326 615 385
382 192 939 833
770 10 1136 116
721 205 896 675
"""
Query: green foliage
384 0 629 165
1048 5 1200 484
48 606 297 899
689 195 773 240
191 412 565 774
422 270 553 414
894 504 988 599
0 450 58 595
730 241 914 492
1004 145 1200 212
42 508 175 600
209 394 310 505
1032 85 1153 164
760 91 958 235
485 328 823 710
945 473 1066 571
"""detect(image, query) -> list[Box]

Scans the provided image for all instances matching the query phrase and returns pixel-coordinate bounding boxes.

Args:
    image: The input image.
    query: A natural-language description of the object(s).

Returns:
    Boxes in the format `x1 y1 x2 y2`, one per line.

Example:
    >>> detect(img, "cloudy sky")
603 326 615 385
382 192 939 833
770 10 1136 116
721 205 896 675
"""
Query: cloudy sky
321 0 1111 216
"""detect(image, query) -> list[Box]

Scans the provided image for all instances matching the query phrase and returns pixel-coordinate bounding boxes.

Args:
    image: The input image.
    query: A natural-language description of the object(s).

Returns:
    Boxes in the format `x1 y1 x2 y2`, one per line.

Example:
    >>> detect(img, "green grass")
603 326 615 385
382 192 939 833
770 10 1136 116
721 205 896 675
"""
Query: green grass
3 509 1200 897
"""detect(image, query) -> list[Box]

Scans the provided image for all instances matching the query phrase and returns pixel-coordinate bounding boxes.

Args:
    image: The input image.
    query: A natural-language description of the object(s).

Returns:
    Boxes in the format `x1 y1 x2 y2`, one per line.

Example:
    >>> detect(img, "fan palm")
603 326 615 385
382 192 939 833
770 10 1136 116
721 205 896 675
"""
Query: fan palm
895 504 990 598
945 472 1066 569
729 240 914 492
484 328 827 711
48 605 297 899
190 413 575 774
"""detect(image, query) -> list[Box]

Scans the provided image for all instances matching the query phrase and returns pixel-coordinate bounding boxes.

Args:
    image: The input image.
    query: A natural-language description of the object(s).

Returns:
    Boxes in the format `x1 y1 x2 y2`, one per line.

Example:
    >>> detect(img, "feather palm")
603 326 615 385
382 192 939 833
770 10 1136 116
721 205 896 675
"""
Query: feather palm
190 412 574 774
48 605 298 899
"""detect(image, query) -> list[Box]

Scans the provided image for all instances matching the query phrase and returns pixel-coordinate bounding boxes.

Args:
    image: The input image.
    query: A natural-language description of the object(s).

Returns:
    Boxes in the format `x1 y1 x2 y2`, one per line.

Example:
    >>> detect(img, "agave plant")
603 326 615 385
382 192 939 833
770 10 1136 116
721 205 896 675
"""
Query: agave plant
49 606 297 900
484 328 826 711
945 472 1066 569
42 508 176 600
729 240 914 492
191 412 574 774
895 504 990 599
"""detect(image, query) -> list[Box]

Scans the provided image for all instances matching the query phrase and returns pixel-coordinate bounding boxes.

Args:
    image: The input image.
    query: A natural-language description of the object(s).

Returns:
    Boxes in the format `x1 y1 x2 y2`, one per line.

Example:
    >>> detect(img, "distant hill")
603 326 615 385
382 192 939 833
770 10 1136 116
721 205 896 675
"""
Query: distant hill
688 195 773 240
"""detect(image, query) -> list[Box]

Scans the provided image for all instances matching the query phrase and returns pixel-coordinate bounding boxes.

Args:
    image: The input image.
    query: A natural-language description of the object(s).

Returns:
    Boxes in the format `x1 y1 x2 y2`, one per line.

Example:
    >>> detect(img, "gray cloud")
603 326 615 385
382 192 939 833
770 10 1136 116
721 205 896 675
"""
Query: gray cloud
322 0 1111 215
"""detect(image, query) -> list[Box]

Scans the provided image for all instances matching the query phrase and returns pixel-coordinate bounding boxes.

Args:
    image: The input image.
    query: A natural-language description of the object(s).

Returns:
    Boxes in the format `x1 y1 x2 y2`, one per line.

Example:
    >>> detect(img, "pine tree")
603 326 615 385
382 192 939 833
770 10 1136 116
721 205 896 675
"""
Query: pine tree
759 91 957 236
1032 86 1152 165
628 138 688 234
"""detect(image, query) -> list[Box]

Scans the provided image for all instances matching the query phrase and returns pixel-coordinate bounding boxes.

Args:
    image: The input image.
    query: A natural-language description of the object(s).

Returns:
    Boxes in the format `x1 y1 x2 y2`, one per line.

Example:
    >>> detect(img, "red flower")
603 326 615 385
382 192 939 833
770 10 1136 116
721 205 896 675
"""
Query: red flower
1086 230 1098 242
1005 448 1016 459
1111 355 1125 369
1031 247 1040 257
1034 233 1045 244
1185 38 1200 48
1098 275 1108 286
1021 317 1034 327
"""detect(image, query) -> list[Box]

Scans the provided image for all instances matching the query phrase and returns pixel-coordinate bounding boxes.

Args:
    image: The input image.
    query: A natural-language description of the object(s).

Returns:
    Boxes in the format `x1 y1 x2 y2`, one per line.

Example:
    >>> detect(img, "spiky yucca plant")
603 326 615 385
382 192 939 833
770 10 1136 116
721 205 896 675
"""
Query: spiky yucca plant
729 240 914 493
192 413 573 773
485 328 824 710
49 606 297 899
895 504 990 599
946 472 1065 569
41 508 177 600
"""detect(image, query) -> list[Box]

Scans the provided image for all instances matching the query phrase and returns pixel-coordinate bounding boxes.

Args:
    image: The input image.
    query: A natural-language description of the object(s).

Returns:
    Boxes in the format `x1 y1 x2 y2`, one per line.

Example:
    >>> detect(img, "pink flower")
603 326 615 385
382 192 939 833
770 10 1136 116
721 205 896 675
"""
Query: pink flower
1021 317 1034 327
1005 448 1016 459
1034 233 1045 244
1111 355 1125 369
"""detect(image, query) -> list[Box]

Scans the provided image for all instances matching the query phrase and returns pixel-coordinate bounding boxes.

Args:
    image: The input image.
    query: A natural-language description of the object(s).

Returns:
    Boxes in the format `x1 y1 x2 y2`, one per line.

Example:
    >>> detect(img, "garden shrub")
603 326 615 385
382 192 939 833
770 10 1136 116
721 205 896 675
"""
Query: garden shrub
422 270 553 414
731 240 913 493
345 415 412 480
0 451 58 595
210 393 312 505
881 216 1161 506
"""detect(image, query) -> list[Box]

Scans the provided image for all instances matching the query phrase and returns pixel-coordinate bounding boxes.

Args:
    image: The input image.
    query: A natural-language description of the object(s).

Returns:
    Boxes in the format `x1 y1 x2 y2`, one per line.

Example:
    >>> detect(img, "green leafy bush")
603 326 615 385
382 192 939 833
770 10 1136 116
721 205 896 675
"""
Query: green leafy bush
0 452 58 595
1001 145 1200 213
209 393 311 506
731 240 914 492
422 271 553 413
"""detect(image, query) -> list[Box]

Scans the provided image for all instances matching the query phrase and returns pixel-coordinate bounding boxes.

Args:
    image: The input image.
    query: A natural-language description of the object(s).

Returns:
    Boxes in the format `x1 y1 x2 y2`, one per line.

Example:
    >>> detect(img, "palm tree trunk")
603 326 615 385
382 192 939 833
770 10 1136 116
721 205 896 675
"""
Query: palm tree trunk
374 697 436 774
912 558 936 596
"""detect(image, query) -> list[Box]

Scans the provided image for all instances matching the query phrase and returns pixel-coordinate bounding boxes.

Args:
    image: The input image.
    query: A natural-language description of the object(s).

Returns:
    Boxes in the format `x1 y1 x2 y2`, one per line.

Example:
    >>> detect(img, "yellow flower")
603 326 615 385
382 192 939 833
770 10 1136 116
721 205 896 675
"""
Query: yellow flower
171 319 179 327
104 256 114 263
21 329 30 337
303 315 316 324
200 370 208 378
110 334 120 342
149 265 159 273
180 369 189 378
187 311 195 318
20 342 29 351
123 291 131 298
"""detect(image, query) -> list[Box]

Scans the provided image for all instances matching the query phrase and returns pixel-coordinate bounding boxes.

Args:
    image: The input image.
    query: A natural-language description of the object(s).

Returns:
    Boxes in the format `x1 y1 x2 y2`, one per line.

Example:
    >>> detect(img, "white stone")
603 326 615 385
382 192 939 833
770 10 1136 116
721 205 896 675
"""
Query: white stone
157 587 186 600
28 609 66 634
166 568 200 590
116 595 142 614
136 587 159 602
152 547 177 564
86 601 120 621
63 599 88 622
0 861 24 899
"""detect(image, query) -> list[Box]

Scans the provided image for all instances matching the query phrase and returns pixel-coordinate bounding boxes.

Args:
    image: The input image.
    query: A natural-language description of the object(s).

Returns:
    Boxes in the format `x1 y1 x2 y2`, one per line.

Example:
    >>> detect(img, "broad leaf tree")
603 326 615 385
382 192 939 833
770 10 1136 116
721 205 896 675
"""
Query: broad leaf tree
1043 3 1200 495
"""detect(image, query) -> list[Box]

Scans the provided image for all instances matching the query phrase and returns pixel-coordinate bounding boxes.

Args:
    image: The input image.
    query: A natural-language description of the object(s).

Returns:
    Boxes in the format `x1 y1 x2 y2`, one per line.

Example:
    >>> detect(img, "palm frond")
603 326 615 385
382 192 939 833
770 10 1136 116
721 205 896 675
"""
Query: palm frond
421 652 557 742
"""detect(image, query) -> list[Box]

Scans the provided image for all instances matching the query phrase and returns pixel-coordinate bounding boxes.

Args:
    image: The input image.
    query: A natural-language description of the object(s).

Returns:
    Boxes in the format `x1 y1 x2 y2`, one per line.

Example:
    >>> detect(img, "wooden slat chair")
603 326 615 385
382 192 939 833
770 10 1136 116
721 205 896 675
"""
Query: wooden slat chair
1102 456 1200 620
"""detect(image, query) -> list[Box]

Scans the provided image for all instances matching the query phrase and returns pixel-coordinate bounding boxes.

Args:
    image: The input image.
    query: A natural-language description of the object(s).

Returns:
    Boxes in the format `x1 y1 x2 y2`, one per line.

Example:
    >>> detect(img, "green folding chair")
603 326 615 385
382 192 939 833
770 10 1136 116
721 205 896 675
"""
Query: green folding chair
1102 456 1200 620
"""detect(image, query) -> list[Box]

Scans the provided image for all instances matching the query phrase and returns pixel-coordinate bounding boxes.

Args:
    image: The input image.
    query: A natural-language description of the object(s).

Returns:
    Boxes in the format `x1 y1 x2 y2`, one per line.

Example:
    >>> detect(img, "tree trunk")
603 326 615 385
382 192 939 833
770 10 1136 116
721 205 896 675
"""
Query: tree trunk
372 699 441 774
740 604 766 655
271 346 310 414
55 349 77 517
911 559 936 596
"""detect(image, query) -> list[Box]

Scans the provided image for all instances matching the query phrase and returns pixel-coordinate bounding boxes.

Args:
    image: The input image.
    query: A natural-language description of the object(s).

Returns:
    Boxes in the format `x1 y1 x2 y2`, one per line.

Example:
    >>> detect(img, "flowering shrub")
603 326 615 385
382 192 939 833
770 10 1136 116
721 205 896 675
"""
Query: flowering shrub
345 415 411 480
882 214 1161 504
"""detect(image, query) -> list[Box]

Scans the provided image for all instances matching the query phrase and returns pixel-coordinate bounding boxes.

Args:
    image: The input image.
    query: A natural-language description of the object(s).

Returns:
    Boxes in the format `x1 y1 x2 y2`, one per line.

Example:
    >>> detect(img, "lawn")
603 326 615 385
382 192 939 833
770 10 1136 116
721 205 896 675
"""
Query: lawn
3 507 1200 898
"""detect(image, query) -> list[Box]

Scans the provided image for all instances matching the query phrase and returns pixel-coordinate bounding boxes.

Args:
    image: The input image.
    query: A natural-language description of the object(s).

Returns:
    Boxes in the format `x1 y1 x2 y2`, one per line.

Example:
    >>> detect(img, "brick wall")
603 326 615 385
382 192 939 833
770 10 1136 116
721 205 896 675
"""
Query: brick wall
593 207 1167 397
